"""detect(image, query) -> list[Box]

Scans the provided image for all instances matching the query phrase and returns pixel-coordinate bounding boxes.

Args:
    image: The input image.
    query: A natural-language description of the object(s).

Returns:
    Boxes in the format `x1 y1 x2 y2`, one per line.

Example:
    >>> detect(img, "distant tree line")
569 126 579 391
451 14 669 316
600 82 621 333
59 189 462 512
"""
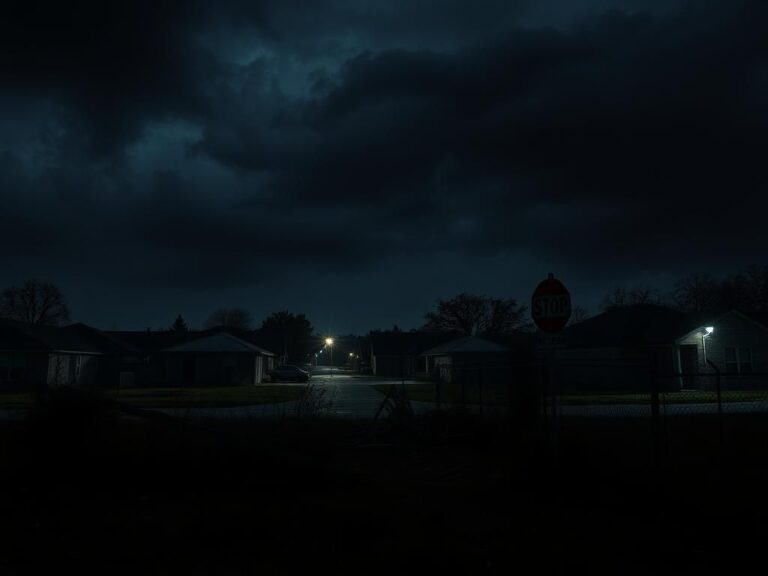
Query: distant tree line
5 266 768 340
602 265 768 321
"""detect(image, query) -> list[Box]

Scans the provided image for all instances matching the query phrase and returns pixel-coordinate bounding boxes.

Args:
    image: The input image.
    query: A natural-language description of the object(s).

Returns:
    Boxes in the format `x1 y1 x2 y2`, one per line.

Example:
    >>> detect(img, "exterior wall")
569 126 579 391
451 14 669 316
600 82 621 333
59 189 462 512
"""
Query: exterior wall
678 313 768 389
433 356 453 382
372 354 418 378
0 352 48 391
114 356 151 388
433 352 531 405
46 353 100 388
158 352 259 387
550 347 677 392
47 353 71 387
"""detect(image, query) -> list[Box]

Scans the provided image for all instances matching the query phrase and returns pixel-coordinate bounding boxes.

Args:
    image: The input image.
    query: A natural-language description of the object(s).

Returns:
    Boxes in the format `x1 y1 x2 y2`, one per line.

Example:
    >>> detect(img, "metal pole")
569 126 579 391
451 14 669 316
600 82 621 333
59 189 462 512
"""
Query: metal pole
478 366 483 418
707 360 723 446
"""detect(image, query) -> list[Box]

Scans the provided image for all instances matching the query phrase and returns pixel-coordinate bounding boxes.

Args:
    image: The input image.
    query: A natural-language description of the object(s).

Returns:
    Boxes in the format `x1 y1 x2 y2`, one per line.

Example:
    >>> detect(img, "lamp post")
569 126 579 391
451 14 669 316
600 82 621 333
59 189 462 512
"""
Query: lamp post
325 337 334 378
703 326 714 363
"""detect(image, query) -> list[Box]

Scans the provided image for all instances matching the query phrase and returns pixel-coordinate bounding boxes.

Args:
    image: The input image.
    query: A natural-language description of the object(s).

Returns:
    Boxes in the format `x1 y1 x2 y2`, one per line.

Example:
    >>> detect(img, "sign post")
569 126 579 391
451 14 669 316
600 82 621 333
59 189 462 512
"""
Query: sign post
531 273 571 466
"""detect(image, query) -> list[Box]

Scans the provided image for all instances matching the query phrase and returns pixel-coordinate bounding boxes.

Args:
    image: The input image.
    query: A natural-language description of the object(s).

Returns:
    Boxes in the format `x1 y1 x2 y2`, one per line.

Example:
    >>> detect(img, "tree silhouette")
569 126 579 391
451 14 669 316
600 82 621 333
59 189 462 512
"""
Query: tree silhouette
567 306 590 327
423 293 527 335
601 285 662 311
673 266 768 318
256 311 314 364
170 314 189 332
0 279 70 326
204 307 252 330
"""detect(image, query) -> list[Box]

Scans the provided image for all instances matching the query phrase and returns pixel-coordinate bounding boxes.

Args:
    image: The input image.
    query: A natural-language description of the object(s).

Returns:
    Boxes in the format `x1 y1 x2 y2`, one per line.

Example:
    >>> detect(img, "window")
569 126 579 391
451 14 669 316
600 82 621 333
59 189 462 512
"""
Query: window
724 347 752 374
0 354 26 382
119 372 136 388
739 347 753 374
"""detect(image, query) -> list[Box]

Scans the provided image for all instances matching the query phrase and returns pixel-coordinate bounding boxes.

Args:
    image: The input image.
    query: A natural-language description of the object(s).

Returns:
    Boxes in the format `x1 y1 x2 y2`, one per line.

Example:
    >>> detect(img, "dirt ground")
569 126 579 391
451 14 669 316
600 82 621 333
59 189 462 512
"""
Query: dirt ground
1 396 766 574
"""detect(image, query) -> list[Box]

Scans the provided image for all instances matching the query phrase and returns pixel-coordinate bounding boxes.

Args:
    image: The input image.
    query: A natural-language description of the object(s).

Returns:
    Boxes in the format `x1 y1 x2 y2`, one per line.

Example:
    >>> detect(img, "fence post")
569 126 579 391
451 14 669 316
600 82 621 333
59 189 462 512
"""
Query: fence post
461 368 466 409
541 361 549 421
707 360 723 447
541 359 559 467
650 361 663 469
476 366 482 418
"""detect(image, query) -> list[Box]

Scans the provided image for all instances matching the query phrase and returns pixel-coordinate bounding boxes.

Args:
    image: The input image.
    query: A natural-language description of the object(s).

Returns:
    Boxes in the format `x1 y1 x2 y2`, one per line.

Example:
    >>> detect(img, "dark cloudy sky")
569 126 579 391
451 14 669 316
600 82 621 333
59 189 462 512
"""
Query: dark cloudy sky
1 0 766 334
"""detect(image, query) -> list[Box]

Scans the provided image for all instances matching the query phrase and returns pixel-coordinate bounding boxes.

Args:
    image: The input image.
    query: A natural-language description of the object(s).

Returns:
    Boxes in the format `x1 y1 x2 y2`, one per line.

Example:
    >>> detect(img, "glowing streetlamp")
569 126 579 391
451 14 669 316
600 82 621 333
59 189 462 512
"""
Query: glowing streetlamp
703 326 714 362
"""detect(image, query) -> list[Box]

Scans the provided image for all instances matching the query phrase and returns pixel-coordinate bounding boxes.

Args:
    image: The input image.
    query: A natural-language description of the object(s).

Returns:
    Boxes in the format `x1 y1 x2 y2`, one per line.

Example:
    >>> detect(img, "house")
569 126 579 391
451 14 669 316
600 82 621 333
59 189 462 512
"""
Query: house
421 335 511 383
553 305 768 392
160 331 275 386
107 327 277 387
419 334 536 407
674 310 768 390
552 305 695 392
0 319 111 391
367 331 461 378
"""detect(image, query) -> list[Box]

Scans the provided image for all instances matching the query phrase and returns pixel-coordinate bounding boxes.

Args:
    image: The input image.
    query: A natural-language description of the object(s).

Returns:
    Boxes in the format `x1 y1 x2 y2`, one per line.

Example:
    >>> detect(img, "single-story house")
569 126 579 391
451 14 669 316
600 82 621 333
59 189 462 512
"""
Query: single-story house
552 305 695 392
160 331 275 386
107 327 277 387
675 310 768 390
368 331 462 378
421 335 510 383
552 305 768 392
0 319 108 391
420 333 536 407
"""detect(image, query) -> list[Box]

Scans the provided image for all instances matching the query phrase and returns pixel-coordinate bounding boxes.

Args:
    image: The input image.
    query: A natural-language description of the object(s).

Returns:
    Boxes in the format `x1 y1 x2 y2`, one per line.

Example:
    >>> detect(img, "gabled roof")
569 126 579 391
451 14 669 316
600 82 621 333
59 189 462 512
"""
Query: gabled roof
421 336 508 356
202 325 275 351
0 319 107 353
675 309 768 343
105 327 276 355
369 331 462 356
163 331 274 355
105 330 193 354
562 304 695 348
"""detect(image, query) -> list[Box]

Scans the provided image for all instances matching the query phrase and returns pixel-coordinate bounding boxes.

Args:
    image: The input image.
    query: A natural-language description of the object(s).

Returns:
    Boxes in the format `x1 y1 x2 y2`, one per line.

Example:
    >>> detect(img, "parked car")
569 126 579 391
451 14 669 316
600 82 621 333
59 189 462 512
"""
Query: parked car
267 364 311 383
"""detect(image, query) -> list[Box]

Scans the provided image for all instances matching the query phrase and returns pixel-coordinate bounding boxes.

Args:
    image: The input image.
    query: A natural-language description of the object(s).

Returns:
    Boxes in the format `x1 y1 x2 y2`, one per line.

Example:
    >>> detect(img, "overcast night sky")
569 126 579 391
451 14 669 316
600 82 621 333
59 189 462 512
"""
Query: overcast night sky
1 0 766 334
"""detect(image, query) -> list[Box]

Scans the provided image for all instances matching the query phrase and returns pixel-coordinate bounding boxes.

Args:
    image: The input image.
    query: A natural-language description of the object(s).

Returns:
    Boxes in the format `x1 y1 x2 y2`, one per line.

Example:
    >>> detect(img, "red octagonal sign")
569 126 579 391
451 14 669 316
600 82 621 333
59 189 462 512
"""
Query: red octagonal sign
531 274 571 333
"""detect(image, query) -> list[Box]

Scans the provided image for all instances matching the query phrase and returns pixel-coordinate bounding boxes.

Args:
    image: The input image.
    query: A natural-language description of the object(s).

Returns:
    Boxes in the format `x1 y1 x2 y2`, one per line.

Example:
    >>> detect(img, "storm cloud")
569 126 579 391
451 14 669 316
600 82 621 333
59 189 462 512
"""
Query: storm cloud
0 0 764 331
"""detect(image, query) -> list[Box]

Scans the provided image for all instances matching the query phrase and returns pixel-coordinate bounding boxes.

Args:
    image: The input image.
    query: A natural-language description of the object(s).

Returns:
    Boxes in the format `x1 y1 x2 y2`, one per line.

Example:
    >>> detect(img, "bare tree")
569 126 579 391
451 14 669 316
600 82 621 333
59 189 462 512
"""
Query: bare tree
0 279 70 325
204 307 252 330
671 273 720 315
602 285 662 311
423 293 527 335
567 306 591 326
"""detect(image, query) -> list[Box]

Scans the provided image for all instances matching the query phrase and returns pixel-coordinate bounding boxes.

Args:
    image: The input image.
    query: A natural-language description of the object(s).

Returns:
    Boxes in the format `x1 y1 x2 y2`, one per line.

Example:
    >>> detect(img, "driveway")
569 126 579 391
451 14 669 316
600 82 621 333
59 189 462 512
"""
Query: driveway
310 366 419 418
150 368 422 420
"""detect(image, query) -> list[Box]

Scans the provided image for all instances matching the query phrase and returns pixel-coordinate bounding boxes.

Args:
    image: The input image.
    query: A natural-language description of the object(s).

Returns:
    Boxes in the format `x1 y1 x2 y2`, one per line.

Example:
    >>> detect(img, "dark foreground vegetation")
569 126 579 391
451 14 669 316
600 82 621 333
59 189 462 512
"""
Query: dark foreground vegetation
1 390 767 574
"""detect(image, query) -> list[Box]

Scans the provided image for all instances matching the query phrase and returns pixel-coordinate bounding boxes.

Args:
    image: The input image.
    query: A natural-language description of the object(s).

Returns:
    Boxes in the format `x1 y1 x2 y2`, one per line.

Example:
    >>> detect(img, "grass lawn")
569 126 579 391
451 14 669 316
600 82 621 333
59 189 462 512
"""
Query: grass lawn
375 383 768 407
0 385 308 409
0 393 34 409
112 385 308 407
372 382 508 405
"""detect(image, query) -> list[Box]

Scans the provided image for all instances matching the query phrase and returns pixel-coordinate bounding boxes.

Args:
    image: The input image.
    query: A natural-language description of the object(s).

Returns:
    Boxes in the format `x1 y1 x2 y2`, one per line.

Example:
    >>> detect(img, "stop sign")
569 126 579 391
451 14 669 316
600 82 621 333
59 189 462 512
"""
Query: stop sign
531 274 571 333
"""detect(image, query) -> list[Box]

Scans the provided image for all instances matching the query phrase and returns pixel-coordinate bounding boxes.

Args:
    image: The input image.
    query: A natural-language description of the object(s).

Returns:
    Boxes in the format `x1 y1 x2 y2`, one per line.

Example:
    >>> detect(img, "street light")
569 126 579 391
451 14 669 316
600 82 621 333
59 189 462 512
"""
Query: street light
325 337 334 377
703 326 714 362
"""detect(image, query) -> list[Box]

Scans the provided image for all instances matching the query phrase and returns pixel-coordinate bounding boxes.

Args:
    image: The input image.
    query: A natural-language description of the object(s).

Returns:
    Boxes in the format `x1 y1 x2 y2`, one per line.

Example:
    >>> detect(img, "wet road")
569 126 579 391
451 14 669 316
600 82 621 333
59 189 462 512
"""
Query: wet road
306 366 421 418
155 367 421 420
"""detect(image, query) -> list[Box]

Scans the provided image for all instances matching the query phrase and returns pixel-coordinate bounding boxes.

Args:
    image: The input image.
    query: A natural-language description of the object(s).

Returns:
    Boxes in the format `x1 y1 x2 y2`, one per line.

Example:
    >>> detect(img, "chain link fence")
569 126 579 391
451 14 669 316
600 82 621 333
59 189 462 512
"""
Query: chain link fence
425 359 768 464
